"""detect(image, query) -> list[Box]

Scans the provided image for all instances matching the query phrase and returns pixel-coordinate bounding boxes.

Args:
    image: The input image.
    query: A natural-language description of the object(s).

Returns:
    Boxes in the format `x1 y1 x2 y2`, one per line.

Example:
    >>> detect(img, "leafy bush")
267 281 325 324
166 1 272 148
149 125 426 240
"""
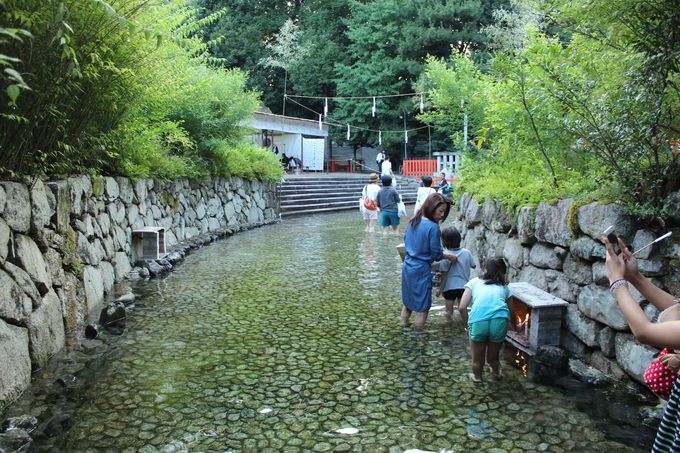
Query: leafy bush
422 0 679 219
0 0 282 182
204 140 284 181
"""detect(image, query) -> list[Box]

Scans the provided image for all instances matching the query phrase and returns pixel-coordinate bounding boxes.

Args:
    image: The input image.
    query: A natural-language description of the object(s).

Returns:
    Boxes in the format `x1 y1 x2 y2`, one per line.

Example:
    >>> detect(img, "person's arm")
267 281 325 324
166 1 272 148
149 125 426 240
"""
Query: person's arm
442 252 458 263
606 237 680 348
459 288 472 329
435 270 447 297
616 241 677 311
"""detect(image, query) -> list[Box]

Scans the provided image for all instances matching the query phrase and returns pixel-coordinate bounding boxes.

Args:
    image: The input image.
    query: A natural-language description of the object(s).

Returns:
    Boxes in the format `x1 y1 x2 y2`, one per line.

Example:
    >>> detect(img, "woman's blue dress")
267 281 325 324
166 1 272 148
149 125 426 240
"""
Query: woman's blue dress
401 218 443 312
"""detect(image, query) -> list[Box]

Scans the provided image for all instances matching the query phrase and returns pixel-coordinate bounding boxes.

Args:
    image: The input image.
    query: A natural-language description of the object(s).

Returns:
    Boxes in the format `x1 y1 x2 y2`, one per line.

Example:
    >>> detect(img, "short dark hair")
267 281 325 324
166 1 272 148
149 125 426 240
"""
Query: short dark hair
381 175 392 186
441 226 461 249
481 257 507 286
422 176 433 187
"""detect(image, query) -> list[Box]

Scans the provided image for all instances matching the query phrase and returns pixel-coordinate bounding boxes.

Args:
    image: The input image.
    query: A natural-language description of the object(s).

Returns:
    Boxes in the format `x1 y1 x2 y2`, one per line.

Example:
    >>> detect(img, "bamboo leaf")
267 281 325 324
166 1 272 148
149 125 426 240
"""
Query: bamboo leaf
0 53 21 64
104 3 116 16
4 68 25 83
7 84 20 103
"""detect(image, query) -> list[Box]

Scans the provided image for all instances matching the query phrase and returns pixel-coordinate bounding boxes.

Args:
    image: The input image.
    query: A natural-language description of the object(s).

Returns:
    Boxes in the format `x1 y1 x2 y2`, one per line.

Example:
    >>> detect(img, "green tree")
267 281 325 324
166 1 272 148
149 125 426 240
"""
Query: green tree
199 0 293 114
286 0 351 116
423 0 679 216
331 0 508 161
259 19 308 116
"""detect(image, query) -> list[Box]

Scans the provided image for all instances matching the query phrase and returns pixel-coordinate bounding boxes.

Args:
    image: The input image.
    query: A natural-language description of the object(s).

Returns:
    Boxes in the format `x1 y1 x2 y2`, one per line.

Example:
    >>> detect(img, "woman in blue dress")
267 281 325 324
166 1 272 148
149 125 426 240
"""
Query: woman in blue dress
401 193 458 329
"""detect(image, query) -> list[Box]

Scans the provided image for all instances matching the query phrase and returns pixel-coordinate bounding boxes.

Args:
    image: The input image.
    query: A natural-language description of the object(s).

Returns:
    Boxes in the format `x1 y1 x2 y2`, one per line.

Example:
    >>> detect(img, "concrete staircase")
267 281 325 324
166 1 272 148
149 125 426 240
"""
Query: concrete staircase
278 174 419 217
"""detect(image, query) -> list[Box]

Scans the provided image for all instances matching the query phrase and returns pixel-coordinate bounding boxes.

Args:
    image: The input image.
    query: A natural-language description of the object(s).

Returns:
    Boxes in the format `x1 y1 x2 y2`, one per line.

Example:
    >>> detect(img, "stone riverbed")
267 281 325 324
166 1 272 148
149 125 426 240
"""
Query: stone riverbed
2 212 658 451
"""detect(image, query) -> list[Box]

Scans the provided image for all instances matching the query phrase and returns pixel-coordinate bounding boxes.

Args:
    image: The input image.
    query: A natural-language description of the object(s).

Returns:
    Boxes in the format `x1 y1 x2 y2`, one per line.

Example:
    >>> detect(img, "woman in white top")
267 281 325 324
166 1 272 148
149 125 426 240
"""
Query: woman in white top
413 175 436 215
361 173 381 232
380 155 393 176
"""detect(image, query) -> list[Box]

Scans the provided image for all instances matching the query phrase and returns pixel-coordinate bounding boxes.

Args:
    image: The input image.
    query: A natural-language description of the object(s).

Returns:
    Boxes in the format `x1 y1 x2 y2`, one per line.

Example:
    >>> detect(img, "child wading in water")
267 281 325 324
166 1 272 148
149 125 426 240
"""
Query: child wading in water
459 257 512 382
435 226 475 322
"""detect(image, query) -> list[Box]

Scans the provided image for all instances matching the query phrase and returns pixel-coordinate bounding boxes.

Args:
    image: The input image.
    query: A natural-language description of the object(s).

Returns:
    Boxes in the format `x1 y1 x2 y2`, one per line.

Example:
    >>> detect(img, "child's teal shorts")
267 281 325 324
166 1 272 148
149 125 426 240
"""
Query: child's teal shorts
468 317 509 343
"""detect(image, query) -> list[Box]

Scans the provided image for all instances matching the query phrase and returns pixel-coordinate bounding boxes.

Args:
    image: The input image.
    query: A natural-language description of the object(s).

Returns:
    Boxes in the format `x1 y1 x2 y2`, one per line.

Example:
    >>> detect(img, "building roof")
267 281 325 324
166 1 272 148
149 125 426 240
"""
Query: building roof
244 111 329 137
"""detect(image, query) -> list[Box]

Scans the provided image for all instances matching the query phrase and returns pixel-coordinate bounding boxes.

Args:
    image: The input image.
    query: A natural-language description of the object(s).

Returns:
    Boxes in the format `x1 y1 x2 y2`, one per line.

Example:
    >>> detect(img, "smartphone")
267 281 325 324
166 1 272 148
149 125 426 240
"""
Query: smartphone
603 225 619 254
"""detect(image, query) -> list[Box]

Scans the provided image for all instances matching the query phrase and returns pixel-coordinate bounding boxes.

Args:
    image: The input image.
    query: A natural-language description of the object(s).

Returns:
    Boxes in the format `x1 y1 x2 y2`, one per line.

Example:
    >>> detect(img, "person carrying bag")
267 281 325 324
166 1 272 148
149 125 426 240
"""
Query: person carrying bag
360 173 381 232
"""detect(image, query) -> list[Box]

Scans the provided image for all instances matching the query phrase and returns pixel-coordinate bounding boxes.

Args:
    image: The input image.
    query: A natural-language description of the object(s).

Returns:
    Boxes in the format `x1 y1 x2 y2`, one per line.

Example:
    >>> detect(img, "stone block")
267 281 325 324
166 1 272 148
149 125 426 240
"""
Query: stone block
529 243 566 270
46 181 71 233
104 177 119 200
535 199 573 247
0 218 9 261
27 290 65 369
116 177 134 204
598 326 616 358
0 182 30 233
562 254 592 285
83 265 104 315
0 320 30 411
30 179 54 230
15 234 52 296
565 303 600 347
576 284 629 331
577 202 635 243
569 236 605 261
615 333 657 384
0 268 32 324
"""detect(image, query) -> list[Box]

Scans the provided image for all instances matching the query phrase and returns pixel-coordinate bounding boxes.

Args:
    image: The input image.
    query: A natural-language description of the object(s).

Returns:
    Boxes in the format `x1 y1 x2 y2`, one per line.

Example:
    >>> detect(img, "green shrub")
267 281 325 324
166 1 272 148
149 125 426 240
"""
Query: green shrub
204 140 284 182
0 0 280 183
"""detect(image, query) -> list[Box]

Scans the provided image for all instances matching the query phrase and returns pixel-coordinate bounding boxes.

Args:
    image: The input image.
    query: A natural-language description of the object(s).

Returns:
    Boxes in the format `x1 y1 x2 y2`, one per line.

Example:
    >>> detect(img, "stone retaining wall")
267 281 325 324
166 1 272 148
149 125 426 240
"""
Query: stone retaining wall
453 193 679 385
0 176 278 412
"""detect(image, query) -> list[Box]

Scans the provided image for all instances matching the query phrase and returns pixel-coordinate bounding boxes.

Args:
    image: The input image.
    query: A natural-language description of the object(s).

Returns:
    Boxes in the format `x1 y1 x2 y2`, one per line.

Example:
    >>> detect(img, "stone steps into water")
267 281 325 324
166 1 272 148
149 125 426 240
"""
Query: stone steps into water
278 173 419 217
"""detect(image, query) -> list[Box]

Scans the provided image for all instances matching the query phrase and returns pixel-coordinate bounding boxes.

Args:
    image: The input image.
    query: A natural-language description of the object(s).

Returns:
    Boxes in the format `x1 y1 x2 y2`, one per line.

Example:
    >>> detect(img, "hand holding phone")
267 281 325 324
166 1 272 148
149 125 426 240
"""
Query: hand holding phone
604 225 619 254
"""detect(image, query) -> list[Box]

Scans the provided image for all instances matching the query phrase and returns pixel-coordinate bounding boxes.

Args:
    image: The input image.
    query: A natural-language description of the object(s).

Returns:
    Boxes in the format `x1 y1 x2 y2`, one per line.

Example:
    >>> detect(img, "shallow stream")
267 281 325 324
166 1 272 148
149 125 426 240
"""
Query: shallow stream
5 212 657 451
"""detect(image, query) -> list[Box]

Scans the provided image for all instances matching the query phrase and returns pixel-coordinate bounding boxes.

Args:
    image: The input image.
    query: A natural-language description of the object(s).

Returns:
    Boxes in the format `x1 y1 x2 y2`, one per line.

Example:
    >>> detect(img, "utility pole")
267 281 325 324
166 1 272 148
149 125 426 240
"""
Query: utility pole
402 112 407 160
461 98 467 152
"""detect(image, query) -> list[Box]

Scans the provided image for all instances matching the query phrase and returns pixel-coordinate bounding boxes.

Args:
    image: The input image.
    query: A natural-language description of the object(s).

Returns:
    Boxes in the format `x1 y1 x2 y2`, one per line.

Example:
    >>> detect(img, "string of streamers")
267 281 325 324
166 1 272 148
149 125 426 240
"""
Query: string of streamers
287 92 425 100
287 96 429 134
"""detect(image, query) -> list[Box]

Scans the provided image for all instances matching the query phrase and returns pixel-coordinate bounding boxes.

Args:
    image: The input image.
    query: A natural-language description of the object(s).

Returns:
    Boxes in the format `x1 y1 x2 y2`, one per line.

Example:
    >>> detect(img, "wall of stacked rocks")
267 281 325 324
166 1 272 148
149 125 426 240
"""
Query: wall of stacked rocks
453 193 680 385
0 175 278 411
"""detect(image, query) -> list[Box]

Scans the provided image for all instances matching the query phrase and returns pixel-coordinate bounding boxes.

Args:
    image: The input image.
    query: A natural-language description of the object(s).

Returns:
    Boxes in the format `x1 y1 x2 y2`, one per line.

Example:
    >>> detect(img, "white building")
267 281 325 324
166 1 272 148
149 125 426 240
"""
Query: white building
243 110 329 171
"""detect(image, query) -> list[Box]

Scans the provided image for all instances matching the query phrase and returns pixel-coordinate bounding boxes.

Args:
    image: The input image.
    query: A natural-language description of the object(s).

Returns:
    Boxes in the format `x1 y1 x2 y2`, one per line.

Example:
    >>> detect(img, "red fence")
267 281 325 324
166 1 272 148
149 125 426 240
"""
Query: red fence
402 159 437 176
324 159 364 173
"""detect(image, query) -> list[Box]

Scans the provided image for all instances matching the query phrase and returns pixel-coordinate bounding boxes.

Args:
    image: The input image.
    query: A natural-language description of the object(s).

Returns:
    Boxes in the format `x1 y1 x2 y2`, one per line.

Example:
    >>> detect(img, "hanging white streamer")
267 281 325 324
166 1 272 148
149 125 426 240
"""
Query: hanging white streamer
318 114 322 130
404 130 408 144
372 97 376 117
324 98 328 117
420 94 424 114
378 130 382 146
347 124 350 140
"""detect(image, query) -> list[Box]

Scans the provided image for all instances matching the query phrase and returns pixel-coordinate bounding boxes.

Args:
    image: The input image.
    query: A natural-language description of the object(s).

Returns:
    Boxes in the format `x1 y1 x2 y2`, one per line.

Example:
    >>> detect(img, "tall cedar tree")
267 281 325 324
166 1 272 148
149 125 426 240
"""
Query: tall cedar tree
331 0 508 160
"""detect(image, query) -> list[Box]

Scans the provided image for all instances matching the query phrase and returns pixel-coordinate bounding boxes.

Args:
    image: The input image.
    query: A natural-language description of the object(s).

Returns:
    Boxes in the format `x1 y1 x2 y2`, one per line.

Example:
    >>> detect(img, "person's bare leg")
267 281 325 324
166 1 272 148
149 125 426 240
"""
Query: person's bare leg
445 299 453 322
470 341 487 382
401 306 412 326
414 311 429 329
486 342 503 379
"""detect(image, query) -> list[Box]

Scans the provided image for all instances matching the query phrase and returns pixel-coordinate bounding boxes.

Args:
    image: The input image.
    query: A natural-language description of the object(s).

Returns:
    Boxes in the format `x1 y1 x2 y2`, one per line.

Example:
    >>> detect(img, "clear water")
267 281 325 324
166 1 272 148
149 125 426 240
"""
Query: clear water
5 212 656 452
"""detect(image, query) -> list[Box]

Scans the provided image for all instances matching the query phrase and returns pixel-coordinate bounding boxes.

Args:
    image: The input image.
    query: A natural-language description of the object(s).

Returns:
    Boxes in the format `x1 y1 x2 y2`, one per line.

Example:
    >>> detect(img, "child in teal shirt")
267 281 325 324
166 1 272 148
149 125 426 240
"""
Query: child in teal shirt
459 257 512 382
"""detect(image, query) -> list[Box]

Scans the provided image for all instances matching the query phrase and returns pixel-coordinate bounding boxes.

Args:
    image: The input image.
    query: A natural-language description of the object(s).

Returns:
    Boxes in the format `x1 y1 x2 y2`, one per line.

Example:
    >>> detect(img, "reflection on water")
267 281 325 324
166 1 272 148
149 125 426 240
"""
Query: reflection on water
4 212 655 451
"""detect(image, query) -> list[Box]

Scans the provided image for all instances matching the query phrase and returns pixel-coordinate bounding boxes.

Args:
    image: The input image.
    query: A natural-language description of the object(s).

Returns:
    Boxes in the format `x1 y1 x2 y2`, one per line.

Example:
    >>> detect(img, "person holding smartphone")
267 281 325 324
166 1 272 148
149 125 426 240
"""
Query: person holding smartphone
605 236 680 452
